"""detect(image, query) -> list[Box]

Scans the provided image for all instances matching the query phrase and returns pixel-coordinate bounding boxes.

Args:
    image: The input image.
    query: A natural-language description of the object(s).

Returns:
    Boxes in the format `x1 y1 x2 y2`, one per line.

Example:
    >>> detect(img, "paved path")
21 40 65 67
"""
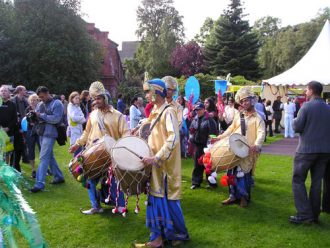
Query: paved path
261 137 298 156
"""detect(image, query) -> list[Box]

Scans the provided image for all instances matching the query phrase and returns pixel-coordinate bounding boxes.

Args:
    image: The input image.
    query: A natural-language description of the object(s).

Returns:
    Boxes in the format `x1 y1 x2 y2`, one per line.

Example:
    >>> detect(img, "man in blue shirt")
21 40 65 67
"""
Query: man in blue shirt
116 93 126 114
30 86 65 193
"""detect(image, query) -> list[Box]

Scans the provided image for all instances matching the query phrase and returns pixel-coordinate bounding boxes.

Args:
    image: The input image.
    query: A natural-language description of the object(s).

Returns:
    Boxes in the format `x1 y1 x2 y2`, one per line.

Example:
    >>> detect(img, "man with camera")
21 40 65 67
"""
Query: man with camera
30 86 65 193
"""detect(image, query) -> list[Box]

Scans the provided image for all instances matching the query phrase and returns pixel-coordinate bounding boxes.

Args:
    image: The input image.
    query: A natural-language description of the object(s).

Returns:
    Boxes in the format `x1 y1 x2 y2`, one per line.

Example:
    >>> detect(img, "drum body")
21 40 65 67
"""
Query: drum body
111 136 152 195
138 122 151 141
210 137 241 172
69 135 115 180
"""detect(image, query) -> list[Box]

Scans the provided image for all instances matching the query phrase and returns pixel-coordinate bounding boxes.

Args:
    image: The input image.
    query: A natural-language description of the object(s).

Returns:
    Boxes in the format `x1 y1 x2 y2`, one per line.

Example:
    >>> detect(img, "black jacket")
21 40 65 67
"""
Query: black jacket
0 100 18 136
190 114 218 147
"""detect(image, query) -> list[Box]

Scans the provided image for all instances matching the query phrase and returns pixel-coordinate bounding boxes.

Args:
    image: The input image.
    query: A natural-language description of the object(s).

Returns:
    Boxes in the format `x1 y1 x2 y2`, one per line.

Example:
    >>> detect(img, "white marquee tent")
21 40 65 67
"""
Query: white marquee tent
262 20 330 101
263 20 330 86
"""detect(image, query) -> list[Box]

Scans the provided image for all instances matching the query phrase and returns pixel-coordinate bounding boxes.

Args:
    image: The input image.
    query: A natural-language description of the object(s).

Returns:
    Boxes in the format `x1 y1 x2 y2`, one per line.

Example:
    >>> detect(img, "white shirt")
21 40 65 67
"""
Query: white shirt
284 102 296 116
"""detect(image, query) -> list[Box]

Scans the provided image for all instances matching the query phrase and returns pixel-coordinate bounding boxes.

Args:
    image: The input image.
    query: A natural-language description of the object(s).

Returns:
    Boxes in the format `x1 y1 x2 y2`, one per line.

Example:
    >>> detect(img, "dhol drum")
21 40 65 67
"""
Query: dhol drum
138 122 151 141
111 136 152 195
210 133 249 172
69 135 115 180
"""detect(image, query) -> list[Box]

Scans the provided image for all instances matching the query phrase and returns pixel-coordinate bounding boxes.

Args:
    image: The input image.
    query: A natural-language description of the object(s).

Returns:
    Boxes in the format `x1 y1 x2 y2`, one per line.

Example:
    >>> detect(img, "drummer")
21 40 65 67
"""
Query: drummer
211 87 265 207
134 79 189 248
162 76 183 127
69 81 129 215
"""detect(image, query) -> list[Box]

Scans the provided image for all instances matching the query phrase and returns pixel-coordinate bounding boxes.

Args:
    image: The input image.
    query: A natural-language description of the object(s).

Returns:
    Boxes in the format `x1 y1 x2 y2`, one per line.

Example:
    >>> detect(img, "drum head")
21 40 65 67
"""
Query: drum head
103 135 116 154
139 122 151 140
229 133 249 158
111 136 152 171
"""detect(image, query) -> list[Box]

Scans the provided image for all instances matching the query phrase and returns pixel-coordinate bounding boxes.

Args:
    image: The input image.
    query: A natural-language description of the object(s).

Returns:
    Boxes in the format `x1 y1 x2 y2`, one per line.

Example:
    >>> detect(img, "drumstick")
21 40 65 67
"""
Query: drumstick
111 146 144 160
234 139 250 148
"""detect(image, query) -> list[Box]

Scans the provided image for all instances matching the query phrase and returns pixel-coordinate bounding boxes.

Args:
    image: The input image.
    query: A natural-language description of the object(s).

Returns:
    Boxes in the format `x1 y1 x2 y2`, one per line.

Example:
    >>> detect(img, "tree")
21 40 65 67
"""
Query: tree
203 0 260 80
0 0 102 94
253 16 281 45
170 41 204 77
257 8 330 79
194 17 214 47
135 0 184 78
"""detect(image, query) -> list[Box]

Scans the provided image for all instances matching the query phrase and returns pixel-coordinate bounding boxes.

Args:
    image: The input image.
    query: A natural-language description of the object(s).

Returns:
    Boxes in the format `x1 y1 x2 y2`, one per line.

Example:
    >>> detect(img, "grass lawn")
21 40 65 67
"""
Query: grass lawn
17 143 330 248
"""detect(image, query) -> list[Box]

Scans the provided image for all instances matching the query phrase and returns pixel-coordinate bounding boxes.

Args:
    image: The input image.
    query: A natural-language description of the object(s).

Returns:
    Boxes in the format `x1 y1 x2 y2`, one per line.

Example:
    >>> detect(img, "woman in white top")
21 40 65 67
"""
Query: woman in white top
67 91 86 156
265 100 274 137
224 97 237 126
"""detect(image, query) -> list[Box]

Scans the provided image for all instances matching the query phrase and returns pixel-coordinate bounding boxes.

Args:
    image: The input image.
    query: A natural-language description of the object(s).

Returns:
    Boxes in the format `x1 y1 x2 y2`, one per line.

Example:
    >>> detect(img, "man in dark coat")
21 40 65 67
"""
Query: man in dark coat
272 95 283 133
289 81 330 224
190 102 218 189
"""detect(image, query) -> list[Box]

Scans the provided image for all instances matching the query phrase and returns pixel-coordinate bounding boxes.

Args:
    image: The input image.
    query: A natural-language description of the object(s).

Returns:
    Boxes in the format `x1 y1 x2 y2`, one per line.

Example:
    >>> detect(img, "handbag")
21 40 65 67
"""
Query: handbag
56 122 67 146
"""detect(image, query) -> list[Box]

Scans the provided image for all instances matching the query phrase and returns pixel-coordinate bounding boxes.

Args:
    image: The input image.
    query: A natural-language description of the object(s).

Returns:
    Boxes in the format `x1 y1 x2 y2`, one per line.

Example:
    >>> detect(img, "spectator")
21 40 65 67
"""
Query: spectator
289 81 330 224
224 97 236 126
294 97 301 118
30 86 65 193
0 85 18 167
283 97 296 138
145 102 154 118
25 94 41 178
116 93 126 114
190 102 218 189
67 91 86 157
12 85 29 165
60 94 69 125
265 100 274 137
137 97 146 118
272 96 283 133
80 90 92 130
129 97 142 130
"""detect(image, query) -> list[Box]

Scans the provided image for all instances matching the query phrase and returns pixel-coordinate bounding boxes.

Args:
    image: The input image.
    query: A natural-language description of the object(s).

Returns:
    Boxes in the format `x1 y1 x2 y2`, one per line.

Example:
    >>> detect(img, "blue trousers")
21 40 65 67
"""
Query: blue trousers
34 136 64 189
227 167 252 201
146 179 189 242
88 178 125 209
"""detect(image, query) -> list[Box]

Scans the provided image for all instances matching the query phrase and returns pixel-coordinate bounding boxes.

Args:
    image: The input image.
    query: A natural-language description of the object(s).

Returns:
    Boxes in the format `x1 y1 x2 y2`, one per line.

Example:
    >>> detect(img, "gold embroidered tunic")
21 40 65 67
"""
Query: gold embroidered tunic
217 111 265 172
147 102 182 200
167 99 183 127
76 107 129 147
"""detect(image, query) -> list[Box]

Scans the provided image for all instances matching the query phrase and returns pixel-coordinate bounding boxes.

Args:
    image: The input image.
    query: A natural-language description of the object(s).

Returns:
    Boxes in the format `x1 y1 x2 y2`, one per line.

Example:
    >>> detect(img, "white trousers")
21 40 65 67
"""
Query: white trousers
284 114 295 138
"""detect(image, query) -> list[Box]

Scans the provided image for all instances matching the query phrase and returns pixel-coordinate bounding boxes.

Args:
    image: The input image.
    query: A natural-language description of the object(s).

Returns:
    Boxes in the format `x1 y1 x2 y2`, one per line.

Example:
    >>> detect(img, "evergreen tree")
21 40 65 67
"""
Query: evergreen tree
204 0 260 80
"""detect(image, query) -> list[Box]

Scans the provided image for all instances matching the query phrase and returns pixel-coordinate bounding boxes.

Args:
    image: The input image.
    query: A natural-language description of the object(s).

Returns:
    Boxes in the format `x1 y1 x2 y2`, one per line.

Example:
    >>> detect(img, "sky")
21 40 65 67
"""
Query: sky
81 0 330 50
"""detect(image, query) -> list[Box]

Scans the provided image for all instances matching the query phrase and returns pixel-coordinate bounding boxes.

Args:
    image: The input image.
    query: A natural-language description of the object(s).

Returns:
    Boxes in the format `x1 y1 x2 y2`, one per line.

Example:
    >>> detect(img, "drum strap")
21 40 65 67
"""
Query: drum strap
96 111 108 136
148 105 170 138
240 113 246 136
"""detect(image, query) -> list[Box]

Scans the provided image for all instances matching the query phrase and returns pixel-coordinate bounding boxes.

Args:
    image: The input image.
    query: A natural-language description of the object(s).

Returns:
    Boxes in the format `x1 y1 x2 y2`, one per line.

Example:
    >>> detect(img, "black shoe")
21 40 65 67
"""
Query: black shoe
31 171 36 179
190 185 200 190
30 187 43 193
289 215 316 224
50 179 65 185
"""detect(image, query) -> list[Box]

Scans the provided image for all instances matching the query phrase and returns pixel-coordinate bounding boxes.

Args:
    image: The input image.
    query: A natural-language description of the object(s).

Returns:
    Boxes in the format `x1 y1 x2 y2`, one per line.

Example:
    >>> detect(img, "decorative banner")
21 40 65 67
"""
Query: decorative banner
214 80 227 96
185 76 200 104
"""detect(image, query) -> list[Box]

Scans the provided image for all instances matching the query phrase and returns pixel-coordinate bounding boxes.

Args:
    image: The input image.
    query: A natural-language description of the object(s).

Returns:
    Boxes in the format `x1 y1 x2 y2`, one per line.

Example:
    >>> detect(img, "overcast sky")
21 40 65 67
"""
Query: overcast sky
81 0 330 49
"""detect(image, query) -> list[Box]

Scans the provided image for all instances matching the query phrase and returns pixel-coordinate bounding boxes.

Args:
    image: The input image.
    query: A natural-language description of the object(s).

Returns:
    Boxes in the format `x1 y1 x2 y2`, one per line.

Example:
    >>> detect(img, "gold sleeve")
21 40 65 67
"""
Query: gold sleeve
155 109 180 161
218 113 239 139
255 118 266 148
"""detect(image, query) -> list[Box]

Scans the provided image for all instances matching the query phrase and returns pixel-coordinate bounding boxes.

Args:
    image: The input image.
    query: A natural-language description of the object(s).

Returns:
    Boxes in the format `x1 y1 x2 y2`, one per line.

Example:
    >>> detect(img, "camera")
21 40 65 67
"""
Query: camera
26 111 38 123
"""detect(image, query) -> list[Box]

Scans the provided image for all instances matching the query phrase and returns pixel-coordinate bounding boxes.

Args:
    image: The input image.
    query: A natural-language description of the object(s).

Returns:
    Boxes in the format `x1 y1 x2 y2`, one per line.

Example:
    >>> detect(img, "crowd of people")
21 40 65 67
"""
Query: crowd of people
1 79 330 247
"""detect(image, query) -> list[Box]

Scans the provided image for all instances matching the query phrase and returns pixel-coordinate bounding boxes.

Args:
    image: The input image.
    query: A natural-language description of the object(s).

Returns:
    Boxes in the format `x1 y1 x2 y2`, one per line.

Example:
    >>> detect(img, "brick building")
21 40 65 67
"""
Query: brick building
86 23 124 98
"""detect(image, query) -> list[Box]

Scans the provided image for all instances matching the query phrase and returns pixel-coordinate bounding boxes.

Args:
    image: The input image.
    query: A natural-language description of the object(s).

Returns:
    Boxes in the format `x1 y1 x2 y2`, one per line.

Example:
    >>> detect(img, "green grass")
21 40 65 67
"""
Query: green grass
16 144 330 248
264 134 284 145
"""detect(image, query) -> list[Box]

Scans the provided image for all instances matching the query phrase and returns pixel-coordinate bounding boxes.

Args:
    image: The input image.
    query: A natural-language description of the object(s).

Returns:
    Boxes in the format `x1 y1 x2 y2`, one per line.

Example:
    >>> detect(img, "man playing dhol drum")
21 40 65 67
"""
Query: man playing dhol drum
69 81 129 215
134 79 189 248
211 87 265 207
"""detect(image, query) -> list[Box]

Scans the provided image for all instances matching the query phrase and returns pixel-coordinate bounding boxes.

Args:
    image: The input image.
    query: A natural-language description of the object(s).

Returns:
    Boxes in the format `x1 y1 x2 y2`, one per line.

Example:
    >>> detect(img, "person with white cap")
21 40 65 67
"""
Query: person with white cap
211 86 265 207
69 81 129 214
162 76 183 127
